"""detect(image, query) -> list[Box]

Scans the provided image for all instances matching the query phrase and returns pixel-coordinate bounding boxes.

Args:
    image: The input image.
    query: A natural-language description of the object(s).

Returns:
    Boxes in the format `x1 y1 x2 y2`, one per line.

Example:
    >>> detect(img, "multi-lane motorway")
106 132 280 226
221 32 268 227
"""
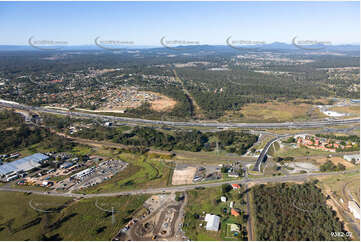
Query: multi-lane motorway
0 101 359 129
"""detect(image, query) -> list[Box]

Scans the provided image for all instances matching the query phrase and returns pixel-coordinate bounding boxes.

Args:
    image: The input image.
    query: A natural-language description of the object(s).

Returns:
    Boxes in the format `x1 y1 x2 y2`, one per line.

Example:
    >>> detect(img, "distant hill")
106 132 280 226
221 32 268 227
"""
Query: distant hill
0 43 359 53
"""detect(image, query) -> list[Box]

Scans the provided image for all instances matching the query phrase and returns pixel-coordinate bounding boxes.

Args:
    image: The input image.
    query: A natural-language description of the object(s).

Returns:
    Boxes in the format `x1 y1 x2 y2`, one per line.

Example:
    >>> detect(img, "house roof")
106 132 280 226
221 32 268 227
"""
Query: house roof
231 184 241 189
231 208 240 216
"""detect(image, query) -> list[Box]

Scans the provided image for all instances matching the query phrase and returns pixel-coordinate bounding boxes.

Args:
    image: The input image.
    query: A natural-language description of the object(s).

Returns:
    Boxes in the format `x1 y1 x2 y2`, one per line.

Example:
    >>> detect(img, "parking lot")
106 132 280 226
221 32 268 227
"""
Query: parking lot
69 159 128 191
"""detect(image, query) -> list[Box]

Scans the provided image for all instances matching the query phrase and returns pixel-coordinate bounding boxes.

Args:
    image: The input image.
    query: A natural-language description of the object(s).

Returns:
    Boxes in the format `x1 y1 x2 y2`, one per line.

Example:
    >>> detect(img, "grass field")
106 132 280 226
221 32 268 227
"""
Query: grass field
183 186 248 241
274 145 336 157
174 150 255 165
317 171 360 205
80 153 173 194
220 102 326 123
0 191 148 241
329 105 360 117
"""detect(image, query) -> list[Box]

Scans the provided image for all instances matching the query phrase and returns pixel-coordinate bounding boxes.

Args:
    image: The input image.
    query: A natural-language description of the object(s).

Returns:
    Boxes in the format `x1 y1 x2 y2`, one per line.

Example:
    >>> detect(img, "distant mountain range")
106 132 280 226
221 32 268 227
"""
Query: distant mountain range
0 43 359 52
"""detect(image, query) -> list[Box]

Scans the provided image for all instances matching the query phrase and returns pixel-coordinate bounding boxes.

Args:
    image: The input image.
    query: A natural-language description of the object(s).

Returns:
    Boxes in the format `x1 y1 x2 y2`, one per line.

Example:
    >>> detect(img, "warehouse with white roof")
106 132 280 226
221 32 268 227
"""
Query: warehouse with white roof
0 153 49 177
205 214 220 231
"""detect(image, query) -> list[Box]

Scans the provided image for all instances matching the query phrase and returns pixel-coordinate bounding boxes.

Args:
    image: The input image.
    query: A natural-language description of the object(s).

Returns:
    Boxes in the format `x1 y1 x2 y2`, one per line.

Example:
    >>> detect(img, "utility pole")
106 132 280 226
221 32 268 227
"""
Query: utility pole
112 207 115 225
216 141 219 156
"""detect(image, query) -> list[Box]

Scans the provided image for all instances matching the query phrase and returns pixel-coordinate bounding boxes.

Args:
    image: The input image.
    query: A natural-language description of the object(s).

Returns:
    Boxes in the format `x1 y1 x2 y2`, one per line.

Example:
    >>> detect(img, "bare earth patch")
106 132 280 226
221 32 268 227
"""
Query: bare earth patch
149 92 177 112
172 165 197 185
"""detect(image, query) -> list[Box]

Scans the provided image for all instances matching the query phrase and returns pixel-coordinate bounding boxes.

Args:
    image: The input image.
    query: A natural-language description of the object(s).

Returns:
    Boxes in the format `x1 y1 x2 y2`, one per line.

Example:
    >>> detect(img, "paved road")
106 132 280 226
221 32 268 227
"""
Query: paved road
0 170 357 198
252 127 360 172
245 184 254 241
0 101 359 129
253 136 281 172
253 133 300 172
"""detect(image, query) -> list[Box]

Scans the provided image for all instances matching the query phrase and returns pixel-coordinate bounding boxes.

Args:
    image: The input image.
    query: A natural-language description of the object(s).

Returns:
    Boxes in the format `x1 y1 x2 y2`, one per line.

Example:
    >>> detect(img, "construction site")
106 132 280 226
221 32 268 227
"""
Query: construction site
121 193 188 241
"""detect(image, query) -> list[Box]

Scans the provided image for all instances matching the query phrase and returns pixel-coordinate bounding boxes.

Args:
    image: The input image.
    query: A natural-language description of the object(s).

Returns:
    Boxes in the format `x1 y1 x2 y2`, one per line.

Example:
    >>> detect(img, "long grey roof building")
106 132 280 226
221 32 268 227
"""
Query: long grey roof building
0 153 49 176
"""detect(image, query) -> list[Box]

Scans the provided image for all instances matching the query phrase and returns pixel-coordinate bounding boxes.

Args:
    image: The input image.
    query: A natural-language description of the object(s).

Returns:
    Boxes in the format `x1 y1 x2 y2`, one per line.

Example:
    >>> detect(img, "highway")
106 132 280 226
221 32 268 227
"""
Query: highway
0 101 359 129
0 170 357 198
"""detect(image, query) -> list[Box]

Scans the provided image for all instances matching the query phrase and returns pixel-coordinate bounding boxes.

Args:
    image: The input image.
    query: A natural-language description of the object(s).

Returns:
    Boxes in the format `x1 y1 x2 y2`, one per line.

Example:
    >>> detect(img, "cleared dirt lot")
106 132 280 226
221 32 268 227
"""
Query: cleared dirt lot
149 92 177 112
172 164 197 185
286 162 319 173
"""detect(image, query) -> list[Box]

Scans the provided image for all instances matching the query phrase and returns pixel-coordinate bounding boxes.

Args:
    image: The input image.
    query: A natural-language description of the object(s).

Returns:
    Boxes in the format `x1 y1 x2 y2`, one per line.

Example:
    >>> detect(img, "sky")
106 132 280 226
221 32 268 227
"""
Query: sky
0 1 359 46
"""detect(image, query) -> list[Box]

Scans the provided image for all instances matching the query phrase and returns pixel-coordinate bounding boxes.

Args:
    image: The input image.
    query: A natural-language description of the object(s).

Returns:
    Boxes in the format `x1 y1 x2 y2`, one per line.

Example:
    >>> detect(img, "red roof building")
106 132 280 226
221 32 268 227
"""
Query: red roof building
231 208 240 217
231 184 241 190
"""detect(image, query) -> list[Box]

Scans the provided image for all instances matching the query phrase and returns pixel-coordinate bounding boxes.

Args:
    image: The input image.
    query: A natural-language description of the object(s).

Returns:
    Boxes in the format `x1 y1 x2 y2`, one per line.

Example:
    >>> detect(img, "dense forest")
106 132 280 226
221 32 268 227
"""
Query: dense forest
71 125 258 154
252 182 349 241
41 112 258 154
0 110 74 153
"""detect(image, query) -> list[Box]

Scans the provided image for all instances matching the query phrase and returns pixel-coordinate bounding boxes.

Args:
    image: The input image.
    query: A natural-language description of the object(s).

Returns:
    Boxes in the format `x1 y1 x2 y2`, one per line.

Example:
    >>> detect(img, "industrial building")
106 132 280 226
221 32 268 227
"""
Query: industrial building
71 167 95 180
205 214 220 231
0 153 49 178
60 161 74 169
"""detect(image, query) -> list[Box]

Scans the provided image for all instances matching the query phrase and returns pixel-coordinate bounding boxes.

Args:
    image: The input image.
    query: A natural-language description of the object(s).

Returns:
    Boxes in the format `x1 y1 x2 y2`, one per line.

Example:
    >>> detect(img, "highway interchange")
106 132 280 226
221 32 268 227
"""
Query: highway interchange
0 99 360 194
0 99 360 239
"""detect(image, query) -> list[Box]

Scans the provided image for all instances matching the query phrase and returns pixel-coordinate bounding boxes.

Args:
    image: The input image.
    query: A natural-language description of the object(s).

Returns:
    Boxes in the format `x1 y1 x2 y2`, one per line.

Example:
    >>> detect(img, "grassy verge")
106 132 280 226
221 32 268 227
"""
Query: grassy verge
78 153 172 194
0 191 148 241
275 145 336 157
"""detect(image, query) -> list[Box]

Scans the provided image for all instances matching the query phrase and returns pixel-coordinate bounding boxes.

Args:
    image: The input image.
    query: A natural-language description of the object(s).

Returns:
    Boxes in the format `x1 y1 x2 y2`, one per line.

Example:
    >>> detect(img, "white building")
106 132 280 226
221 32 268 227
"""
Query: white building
229 223 240 233
343 154 360 164
104 122 113 127
348 201 360 220
221 196 227 202
230 201 234 208
72 167 95 179
205 214 220 231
